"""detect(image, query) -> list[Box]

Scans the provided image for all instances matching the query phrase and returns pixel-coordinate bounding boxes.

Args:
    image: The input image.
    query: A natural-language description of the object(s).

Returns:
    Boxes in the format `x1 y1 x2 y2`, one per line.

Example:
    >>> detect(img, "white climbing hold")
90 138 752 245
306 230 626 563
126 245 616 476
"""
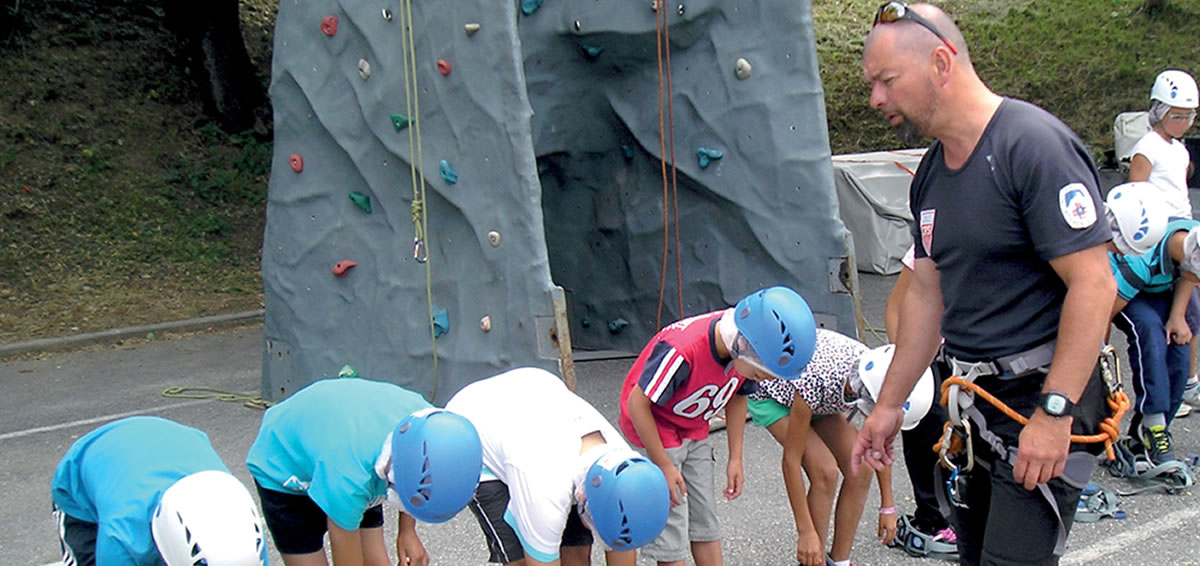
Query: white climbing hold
382 8 392 21
487 231 502 247
465 23 481 36
650 0 659 12
480 316 492 332
734 58 752 80
358 59 371 80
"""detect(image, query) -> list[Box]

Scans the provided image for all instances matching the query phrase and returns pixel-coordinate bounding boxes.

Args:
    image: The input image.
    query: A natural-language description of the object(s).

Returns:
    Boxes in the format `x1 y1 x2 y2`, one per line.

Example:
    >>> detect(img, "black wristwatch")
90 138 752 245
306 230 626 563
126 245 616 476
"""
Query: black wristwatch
1038 392 1076 418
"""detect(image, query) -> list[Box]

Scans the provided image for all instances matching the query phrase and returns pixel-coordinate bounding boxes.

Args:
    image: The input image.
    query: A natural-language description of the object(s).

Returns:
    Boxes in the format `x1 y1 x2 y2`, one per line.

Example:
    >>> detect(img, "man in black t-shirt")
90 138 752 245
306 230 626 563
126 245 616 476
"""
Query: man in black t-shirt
851 4 1117 566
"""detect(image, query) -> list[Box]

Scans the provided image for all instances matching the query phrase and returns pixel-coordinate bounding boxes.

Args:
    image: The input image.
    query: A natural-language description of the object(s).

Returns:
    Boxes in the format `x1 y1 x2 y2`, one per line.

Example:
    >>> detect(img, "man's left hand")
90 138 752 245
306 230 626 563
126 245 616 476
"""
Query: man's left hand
1013 411 1072 490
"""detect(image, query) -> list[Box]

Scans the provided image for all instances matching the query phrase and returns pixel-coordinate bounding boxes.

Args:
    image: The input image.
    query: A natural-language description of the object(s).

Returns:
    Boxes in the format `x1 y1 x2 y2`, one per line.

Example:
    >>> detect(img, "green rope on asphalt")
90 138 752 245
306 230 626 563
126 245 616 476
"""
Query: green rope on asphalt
162 386 273 410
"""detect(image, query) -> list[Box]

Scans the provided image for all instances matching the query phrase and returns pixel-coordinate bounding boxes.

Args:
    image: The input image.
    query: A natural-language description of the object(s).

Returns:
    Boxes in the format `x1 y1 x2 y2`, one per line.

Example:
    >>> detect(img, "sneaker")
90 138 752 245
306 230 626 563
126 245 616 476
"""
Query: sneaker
1176 403 1193 418
932 526 958 545
1140 424 1177 465
1184 377 1200 408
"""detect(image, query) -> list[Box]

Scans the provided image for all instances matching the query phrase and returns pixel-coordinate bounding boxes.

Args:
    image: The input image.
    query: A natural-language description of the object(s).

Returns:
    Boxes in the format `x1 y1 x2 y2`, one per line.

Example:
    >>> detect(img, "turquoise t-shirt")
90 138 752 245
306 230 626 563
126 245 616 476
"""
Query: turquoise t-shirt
245 378 432 530
1110 218 1199 301
50 416 239 566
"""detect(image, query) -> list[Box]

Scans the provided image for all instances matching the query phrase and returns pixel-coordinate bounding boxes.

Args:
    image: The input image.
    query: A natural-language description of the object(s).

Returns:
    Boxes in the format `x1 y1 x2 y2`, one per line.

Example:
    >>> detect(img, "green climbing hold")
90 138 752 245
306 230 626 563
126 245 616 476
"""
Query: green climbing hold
621 144 635 161
608 317 630 334
697 147 724 169
390 114 410 131
432 306 451 338
581 43 605 59
348 191 372 213
338 365 358 377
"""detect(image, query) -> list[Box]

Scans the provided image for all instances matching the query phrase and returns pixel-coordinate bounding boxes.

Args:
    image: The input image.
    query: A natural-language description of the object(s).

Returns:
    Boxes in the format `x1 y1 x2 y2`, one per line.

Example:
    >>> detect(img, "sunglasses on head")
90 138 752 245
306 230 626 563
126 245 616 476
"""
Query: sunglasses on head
874 2 959 56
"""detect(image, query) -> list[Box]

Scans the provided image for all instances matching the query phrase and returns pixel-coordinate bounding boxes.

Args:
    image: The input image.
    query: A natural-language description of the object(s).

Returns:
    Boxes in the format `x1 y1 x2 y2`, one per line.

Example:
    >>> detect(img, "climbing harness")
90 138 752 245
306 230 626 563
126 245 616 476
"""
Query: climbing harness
653 0 684 330
1102 436 1196 495
397 0 440 399
1073 483 1125 523
887 514 958 558
932 343 1131 557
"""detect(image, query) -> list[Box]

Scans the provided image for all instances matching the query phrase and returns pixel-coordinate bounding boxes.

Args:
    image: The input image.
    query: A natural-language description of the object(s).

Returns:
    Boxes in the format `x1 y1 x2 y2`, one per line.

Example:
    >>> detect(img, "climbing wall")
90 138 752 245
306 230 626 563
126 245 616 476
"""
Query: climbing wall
262 0 856 403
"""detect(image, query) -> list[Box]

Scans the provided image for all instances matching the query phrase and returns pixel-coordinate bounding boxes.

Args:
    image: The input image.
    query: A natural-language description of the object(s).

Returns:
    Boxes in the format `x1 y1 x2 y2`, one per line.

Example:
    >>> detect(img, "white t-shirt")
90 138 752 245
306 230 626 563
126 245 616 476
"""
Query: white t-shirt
1130 131 1193 218
445 367 628 562
901 244 916 270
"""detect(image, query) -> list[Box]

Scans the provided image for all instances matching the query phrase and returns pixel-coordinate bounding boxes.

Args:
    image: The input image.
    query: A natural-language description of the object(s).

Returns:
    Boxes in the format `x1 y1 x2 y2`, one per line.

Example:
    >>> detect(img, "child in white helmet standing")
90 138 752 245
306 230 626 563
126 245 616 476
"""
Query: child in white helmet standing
748 329 935 566
51 416 267 566
1128 69 1200 418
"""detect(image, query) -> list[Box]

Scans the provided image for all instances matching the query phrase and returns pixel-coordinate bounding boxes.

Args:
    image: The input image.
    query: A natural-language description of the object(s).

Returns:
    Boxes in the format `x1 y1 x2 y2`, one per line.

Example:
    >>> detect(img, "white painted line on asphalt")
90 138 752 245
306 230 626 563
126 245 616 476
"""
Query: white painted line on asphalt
0 399 211 442
1063 506 1200 565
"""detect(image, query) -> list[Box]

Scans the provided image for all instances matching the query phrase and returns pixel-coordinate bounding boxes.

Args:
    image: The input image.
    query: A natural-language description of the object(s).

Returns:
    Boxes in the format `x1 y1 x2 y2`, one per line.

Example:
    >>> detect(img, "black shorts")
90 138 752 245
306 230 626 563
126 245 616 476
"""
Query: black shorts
255 480 385 555
466 479 593 564
53 504 97 566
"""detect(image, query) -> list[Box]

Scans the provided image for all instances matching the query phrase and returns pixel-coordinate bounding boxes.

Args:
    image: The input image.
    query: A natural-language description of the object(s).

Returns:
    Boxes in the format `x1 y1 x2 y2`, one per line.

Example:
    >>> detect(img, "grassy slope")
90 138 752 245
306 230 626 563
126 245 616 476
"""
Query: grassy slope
0 0 1198 342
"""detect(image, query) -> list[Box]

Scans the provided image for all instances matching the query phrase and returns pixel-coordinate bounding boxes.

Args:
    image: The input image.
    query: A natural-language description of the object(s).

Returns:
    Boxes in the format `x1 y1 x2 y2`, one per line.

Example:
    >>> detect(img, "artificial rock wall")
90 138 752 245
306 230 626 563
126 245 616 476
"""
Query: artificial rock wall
262 0 856 404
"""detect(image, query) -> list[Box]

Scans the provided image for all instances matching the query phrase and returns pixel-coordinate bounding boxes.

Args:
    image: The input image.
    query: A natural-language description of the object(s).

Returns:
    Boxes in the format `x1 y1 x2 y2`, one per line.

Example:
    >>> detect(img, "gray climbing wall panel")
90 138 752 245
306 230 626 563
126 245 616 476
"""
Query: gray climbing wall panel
262 0 856 404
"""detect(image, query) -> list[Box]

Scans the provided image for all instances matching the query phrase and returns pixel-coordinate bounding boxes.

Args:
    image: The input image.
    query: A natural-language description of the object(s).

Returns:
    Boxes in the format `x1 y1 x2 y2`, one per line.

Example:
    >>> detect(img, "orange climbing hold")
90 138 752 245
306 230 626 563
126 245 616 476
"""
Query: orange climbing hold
321 15 339 37
332 260 357 277
289 154 303 173
437 59 452 76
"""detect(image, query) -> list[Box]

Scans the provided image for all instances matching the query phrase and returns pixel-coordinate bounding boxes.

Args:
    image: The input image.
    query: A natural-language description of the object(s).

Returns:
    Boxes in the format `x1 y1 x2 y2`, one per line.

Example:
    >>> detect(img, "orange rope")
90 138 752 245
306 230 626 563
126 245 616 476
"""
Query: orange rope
653 4 684 329
664 8 683 319
933 376 1130 461
653 3 670 330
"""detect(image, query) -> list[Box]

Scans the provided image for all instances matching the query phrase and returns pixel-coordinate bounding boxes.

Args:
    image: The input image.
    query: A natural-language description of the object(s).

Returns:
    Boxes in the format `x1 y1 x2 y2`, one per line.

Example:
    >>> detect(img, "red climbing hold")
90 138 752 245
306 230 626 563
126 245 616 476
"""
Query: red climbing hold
332 260 357 277
437 59 452 76
289 154 304 173
321 15 339 37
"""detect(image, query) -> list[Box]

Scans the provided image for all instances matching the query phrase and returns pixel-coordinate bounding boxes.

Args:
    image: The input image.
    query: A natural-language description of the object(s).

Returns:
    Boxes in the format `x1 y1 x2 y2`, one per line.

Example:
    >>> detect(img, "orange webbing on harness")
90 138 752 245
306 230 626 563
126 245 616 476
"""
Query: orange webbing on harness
932 376 1130 461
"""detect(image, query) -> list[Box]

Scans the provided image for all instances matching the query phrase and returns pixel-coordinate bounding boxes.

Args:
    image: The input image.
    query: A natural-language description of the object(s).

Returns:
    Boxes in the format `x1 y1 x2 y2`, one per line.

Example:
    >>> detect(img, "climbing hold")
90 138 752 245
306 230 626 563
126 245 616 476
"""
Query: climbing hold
696 147 724 168
432 306 451 338
487 231 502 247
437 59 452 76
288 154 304 173
650 0 659 12
677 3 685 16
622 144 635 161
581 316 591 328
439 160 458 184
390 114 410 131
464 23 481 36
332 260 358 277
581 44 605 59
348 192 371 213
521 0 544 16
358 59 371 80
574 20 582 32
608 318 630 334
320 15 338 37
480 315 492 332
338 365 358 378
734 58 752 80
381 8 393 21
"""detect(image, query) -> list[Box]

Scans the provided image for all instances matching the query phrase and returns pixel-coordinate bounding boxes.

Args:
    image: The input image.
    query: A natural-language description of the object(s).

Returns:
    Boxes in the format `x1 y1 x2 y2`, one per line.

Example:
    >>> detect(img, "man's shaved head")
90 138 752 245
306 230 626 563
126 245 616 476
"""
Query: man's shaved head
865 3 969 63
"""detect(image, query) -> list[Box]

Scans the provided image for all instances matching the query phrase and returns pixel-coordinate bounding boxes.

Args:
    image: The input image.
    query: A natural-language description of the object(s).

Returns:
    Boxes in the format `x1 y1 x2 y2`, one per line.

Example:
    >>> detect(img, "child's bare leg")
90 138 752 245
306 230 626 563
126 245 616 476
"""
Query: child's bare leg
814 416 873 562
690 539 723 566
767 418 839 547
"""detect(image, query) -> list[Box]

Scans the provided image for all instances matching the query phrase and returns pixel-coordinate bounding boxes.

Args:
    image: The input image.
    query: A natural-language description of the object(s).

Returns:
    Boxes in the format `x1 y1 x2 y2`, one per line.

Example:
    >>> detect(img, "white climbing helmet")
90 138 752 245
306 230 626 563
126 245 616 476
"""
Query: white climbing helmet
1151 70 1199 109
853 345 934 431
1105 184 1169 257
151 470 265 566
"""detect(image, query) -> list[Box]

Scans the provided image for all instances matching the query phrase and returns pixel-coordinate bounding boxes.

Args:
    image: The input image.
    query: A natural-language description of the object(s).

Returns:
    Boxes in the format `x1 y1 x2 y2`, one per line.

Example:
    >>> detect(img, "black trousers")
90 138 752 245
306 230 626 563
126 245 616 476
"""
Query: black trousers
900 361 951 532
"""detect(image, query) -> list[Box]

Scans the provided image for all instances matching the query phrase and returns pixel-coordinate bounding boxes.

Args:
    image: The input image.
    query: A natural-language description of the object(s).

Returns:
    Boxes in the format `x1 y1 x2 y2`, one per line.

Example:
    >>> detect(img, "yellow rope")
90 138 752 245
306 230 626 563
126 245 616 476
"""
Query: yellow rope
398 0 439 400
162 387 273 410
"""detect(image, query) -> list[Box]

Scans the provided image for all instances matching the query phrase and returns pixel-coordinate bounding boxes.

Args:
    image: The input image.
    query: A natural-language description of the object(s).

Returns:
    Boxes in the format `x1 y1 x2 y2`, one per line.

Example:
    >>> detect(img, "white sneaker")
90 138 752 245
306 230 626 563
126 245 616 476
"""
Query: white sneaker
1184 377 1200 408
1176 403 1192 418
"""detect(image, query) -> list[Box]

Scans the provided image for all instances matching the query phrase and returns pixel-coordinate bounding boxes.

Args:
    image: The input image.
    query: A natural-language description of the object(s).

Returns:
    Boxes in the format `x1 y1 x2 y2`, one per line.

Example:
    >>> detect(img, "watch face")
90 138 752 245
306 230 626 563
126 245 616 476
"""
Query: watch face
1045 395 1067 415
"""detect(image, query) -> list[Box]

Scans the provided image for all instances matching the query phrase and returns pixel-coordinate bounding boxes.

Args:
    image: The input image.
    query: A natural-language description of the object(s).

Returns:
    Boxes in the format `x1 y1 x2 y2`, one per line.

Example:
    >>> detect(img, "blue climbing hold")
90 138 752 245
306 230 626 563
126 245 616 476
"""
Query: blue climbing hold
581 43 605 59
338 365 358 378
697 147 724 169
622 144 635 161
348 191 371 213
433 306 451 338
521 0 543 15
608 317 629 334
439 160 458 185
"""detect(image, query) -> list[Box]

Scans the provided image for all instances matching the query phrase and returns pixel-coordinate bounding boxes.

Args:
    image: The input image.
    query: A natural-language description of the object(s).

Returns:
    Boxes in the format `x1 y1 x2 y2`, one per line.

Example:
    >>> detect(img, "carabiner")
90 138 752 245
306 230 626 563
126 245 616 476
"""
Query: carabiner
412 237 427 263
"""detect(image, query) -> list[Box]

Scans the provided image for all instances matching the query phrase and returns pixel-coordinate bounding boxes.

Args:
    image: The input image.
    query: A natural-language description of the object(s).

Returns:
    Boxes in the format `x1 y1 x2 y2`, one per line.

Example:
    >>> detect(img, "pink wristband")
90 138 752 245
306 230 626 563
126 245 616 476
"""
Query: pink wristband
879 506 896 515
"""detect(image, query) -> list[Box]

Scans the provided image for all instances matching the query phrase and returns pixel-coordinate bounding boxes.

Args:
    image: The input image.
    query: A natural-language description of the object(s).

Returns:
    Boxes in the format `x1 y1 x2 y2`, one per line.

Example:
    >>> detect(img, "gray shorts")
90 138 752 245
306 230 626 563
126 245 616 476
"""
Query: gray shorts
638 437 721 562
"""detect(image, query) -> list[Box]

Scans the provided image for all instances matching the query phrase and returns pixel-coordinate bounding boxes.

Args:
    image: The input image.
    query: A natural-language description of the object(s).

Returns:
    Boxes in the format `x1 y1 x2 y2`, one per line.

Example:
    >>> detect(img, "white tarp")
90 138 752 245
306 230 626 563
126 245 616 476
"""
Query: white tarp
832 149 926 275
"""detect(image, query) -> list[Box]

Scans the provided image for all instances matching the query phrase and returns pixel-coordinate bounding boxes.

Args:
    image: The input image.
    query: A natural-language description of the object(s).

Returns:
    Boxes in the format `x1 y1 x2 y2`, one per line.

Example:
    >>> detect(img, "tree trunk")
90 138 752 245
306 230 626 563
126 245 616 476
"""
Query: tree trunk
162 0 265 133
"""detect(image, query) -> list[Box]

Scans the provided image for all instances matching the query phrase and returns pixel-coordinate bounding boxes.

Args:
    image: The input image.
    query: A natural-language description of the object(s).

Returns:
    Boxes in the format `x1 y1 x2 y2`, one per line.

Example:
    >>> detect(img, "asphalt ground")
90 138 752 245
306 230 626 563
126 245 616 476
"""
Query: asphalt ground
2 271 1199 565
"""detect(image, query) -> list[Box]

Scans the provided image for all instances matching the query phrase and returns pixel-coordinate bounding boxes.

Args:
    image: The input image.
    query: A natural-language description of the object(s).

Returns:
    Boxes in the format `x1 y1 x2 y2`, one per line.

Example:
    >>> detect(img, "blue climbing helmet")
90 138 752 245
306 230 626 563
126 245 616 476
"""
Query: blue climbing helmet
390 408 483 523
732 286 817 379
583 449 670 550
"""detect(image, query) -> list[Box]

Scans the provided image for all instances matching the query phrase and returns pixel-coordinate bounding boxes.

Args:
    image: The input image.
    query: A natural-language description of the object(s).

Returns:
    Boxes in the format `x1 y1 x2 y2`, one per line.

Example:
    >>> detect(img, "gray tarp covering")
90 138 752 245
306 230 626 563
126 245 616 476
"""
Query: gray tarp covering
262 0 856 403
833 149 924 275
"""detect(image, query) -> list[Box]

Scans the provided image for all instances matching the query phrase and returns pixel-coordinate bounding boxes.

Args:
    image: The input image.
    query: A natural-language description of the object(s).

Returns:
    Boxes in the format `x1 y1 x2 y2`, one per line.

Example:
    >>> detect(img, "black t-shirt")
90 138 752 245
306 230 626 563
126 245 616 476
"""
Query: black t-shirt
909 98 1111 359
